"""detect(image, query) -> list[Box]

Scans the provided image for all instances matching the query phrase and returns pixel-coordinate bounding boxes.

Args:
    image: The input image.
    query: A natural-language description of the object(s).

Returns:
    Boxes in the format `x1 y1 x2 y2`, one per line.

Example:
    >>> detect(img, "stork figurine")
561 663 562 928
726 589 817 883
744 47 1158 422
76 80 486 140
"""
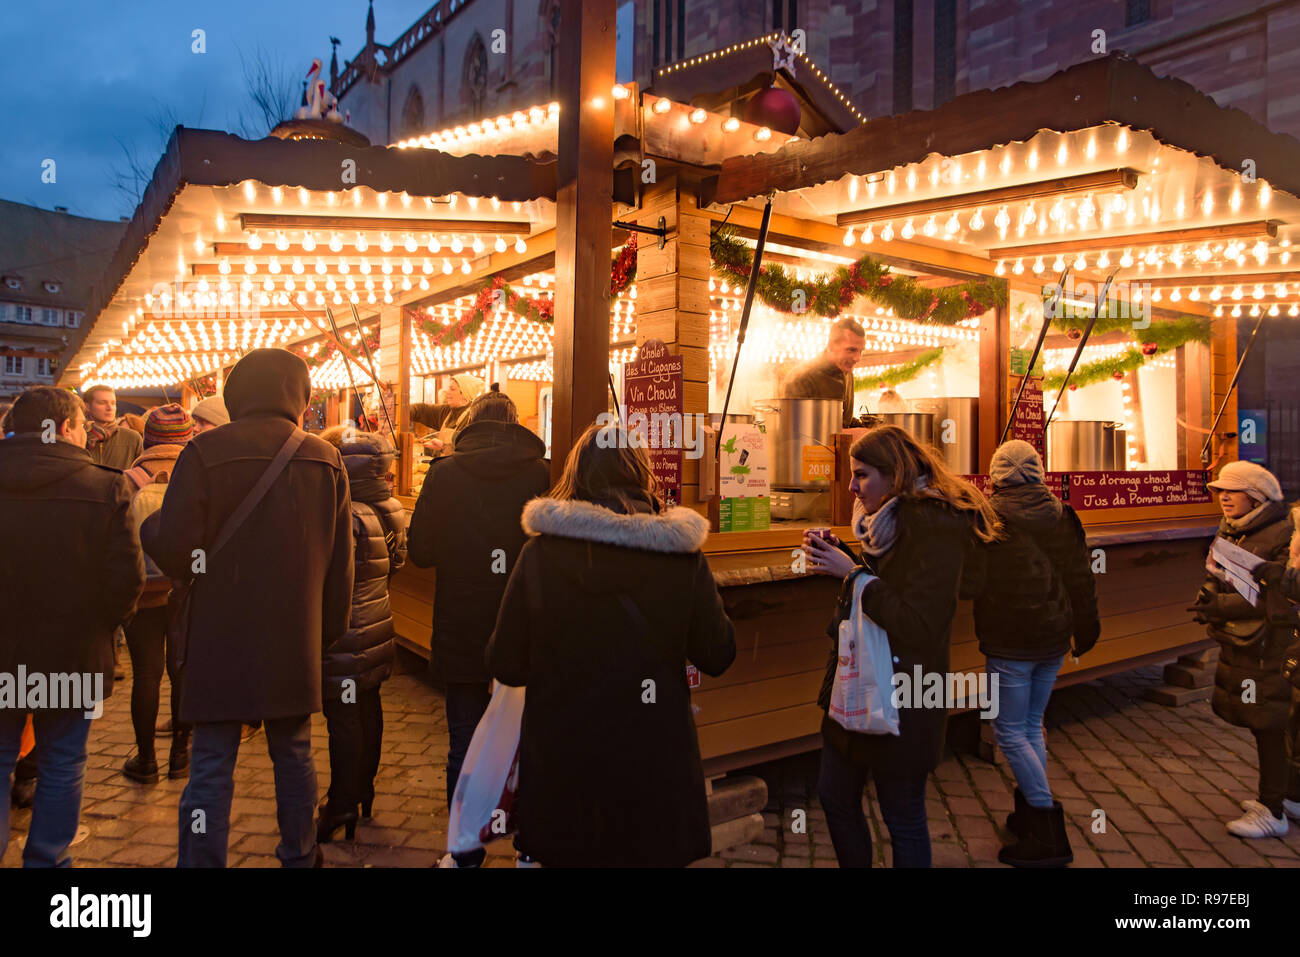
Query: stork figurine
295 58 343 122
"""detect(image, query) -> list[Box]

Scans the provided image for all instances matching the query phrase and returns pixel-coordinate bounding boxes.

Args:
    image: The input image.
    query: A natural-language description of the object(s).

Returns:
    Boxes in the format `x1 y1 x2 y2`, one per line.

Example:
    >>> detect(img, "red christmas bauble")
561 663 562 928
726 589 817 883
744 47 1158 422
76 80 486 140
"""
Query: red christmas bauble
1066 327 1082 340
744 86 802 135
1141 342 1158 356
1068 384 1078 392
1112 371 1124 380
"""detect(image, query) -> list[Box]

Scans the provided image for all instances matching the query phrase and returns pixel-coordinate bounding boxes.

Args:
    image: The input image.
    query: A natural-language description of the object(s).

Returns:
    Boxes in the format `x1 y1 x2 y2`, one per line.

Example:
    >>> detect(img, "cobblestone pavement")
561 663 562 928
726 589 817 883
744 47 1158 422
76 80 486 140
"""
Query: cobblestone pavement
5 660 1300 868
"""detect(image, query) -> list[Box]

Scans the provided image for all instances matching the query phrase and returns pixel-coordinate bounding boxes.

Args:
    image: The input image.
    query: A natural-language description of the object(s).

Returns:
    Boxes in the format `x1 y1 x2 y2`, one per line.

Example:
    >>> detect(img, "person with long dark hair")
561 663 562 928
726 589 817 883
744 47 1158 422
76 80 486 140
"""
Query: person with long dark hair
486 422 736 866
802 425 997 867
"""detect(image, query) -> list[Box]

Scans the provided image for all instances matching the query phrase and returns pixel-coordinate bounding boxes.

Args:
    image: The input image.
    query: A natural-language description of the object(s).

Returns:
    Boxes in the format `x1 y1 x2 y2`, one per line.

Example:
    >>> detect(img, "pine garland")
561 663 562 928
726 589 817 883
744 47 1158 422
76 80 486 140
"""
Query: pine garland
853 347 946 390
710 229 1005 325
413 235 638 348
1043 347 1144 391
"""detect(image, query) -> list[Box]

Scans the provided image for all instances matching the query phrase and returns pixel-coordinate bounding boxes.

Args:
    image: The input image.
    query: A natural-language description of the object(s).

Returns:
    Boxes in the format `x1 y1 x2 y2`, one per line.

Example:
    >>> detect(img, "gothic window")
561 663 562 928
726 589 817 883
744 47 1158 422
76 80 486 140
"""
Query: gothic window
463 35 489 114
402 85 425 136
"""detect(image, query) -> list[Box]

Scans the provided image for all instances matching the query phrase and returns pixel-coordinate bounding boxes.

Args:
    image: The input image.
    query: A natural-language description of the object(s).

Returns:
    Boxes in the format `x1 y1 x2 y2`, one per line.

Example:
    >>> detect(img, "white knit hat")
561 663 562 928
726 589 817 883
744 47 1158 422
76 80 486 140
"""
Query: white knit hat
989 439 1045 488
1208 460 1283 503
190 395 229 427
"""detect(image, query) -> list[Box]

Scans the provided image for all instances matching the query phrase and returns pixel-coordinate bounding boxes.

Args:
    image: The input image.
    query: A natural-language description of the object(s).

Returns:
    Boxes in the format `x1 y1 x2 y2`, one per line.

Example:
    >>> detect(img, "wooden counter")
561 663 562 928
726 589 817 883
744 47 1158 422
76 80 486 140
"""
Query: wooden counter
389 496 1219 775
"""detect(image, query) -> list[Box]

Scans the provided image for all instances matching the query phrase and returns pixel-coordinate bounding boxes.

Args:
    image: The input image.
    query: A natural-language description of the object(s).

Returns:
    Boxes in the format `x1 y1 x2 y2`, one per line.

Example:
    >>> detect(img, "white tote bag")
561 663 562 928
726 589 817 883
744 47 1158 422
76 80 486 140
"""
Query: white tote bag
828 572 901 736
447 682 525 854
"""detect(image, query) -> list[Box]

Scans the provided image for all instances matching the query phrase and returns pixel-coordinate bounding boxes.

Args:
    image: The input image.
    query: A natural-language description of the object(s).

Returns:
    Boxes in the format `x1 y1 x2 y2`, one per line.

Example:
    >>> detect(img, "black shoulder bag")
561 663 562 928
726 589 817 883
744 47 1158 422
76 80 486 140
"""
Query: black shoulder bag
167 429 307 668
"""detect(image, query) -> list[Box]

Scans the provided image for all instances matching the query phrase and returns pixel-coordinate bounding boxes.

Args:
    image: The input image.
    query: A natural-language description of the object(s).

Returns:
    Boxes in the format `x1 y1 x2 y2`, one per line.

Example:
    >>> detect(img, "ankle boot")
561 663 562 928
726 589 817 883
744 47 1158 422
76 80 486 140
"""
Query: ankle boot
998 801 1072 868
168 730 191 779
316 798 359 844
122 751 159 783
1005 788 1030 838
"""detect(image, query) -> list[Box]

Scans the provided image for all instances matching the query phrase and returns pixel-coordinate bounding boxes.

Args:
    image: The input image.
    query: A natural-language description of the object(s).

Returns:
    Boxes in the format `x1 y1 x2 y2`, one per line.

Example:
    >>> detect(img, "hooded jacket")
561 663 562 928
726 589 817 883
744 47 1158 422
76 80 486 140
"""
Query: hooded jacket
968 483 1100 661
407 419 550 682
0 436 144 698
323 432 407 694
487 497 736 867
140 348 354 723
1199 499 1295 731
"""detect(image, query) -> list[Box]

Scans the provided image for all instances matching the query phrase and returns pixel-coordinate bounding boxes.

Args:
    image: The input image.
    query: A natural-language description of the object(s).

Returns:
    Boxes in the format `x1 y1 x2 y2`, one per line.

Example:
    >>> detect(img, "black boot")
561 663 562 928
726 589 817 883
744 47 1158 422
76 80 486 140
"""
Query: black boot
998 801 1072 868
168 730 191 779
316 797 359 844
10 776 35 809
1005 788 1030 837
122 751 159 783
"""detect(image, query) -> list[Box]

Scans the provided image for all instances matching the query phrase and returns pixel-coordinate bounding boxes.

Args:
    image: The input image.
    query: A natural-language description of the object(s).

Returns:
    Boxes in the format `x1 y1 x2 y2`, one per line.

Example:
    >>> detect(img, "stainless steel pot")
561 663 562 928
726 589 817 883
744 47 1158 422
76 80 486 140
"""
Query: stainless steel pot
1048 420 1126 471
876 412 936 450
906 398 979 474
753 398 841 490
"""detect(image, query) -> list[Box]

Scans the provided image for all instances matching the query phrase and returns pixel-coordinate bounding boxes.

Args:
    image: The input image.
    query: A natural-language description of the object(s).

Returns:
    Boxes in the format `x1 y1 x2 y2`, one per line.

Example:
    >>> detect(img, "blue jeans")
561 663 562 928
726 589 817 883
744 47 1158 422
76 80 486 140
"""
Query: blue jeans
444 682 492 868
985 655 1064 808
0 709 93 867
817 741 931 867
177 715 316 867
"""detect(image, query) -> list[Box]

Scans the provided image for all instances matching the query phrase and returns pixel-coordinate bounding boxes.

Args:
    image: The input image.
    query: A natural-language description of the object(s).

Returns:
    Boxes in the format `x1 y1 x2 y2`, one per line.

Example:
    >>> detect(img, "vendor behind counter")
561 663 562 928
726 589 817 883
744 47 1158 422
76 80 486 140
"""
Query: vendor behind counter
781 317 865 429
409 373 487 455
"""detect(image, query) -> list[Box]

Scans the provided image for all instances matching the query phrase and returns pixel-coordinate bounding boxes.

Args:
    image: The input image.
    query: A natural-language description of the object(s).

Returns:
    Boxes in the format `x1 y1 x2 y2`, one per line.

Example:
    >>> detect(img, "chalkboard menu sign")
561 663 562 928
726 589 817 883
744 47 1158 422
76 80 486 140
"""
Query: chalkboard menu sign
623 339 684 506
1010 375 1046 460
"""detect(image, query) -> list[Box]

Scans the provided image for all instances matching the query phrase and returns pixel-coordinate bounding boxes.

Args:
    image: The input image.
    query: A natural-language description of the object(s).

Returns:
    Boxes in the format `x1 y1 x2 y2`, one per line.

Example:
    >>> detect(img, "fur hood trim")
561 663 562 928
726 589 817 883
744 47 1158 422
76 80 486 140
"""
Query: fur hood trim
1289 506 1300 570
522 497 709 554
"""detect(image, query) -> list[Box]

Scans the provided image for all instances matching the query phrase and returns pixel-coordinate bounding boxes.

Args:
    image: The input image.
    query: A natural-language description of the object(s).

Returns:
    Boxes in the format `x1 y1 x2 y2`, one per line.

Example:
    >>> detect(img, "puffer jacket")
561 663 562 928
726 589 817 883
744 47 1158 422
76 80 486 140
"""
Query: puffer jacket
125 444 186 608
968 482 1100 661
1201 499 1295 731
323 432 408 694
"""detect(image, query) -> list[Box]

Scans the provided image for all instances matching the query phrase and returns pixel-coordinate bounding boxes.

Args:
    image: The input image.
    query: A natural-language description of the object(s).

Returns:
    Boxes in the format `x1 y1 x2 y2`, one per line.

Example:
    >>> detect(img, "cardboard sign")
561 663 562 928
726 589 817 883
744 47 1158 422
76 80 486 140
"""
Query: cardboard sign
1009 376 1046 460
801 444 837 484
719 423 770 532
623 339 684 506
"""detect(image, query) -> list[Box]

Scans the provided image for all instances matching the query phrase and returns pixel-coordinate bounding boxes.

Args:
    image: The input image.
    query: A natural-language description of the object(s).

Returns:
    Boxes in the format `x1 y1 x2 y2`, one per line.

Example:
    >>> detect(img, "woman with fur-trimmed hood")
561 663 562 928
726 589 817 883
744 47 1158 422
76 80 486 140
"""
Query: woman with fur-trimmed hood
487 422 736 867
1192 461 1299 839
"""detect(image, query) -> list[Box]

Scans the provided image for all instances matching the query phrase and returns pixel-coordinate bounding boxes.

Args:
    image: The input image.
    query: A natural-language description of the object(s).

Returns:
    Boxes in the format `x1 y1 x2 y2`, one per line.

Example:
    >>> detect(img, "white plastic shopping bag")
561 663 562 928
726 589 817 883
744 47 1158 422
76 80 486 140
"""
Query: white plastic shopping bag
447 682 525 854
828 572 900 735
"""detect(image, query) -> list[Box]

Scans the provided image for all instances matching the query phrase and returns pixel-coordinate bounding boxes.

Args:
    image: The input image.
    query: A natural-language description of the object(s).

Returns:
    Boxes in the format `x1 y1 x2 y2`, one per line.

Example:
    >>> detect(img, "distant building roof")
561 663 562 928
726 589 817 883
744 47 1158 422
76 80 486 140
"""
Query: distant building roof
0 200 125 310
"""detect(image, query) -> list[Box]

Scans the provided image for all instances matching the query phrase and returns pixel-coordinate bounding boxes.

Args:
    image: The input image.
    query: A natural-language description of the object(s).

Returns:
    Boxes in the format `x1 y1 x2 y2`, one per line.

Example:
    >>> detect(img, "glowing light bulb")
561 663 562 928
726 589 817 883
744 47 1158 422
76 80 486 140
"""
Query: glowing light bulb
880 223 894 242
901 219 915 239
843 228 855 246
968 210 984 231
861 224 873 244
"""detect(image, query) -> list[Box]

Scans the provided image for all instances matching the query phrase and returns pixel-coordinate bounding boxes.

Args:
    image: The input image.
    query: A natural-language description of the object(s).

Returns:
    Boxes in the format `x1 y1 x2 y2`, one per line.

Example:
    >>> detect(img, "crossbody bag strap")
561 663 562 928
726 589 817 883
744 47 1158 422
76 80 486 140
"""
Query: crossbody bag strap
207 429 307 561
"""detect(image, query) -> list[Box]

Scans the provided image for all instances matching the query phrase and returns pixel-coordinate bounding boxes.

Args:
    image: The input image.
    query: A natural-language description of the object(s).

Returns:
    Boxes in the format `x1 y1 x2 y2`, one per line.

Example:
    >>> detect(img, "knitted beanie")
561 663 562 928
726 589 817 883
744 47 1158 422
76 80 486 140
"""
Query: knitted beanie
191 394 230 428
1208 460 1283 503
989 439 1045 488
143 403 194 449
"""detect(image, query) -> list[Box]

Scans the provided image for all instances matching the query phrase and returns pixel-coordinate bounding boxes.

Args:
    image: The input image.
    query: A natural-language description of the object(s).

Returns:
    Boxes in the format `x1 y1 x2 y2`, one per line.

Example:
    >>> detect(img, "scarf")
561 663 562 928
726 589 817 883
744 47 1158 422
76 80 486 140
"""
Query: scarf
87 420 118 447
852 477 942 558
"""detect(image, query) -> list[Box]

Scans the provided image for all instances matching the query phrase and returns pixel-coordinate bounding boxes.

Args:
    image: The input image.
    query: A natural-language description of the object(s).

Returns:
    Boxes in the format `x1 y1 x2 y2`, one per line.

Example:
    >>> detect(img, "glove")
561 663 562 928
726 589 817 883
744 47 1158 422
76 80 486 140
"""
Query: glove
1071 619 1101 657
1188 586 1225 625
1255 561 1285 588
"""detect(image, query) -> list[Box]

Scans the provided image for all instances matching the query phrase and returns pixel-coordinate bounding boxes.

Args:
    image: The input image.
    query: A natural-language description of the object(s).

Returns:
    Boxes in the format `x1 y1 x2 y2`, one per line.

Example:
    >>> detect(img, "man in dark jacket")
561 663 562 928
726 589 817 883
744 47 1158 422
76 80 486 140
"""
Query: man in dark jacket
0 387 145 866
141 349 354 867
407 391 549 867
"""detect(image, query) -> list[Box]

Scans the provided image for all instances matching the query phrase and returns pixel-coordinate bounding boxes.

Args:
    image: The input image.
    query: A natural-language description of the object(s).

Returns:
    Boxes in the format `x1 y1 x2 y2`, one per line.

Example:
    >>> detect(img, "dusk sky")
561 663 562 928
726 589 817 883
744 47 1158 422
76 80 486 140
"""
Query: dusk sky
0 0 436 222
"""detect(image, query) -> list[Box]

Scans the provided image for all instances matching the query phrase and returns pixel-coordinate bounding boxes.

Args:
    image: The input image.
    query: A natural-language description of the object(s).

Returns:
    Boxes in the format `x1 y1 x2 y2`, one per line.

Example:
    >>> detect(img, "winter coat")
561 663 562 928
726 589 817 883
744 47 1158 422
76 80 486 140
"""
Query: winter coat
817 497 975 777
968 483 1100 661
0 436 144 702
86 423 142 471
140 349 354 724
125 444 185 609
1200 500 1296 731
407 420 550 682
323 433 408 695
488 498 736 867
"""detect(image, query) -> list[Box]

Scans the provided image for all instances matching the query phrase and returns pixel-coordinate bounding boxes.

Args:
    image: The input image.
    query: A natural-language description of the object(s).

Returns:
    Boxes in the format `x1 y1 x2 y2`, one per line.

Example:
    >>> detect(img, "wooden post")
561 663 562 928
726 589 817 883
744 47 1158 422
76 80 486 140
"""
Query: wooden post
549 0 616 482
979 303 1008 473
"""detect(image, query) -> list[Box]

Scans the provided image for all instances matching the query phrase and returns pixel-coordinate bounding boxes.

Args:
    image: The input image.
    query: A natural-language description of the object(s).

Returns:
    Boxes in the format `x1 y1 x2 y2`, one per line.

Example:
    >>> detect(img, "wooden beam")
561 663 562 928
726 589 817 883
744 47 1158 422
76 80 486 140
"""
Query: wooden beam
988 220 1277 260
239 213 527 233
837 169 1139 226
550 0 616 481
